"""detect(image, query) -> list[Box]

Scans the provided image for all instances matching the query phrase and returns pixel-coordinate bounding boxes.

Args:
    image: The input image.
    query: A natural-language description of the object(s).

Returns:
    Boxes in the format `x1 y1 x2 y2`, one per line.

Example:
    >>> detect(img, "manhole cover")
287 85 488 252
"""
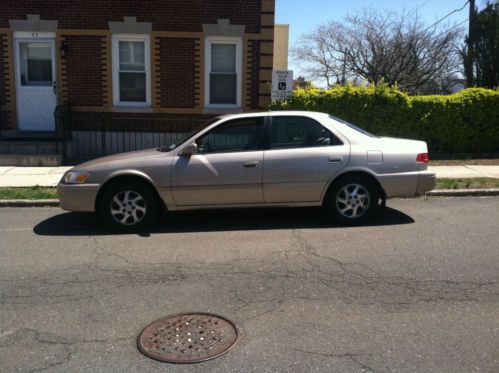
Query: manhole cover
137 312 240 363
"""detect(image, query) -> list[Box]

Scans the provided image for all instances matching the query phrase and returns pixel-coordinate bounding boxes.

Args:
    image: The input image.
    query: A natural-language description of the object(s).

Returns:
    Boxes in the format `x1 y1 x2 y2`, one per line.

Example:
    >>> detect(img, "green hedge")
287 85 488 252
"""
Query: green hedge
271 85 499 153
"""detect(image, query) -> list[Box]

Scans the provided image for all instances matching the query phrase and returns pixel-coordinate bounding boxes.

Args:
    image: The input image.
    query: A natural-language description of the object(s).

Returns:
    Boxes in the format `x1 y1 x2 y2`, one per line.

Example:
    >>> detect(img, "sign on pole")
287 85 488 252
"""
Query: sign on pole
271 70 293 100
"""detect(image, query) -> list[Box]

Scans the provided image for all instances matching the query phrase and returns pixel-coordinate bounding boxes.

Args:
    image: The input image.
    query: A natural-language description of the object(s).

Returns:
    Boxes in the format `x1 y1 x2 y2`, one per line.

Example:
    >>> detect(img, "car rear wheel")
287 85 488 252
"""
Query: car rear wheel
324 175 381 225
99 180 159 232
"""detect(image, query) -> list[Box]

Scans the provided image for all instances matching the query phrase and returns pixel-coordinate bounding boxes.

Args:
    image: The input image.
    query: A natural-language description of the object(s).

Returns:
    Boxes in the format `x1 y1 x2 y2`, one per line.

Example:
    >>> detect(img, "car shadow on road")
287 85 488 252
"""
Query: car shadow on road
33 206 414 236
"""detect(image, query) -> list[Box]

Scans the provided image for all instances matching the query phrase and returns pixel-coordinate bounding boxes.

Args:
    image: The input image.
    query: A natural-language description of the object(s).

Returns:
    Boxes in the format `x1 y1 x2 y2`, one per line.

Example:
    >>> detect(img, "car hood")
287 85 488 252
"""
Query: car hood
74 148 164 170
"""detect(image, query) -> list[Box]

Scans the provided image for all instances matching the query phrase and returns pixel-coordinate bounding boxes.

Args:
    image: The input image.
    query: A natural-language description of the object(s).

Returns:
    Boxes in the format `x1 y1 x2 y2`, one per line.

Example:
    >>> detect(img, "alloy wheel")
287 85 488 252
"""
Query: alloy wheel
335 183 370 219
110 190 147 226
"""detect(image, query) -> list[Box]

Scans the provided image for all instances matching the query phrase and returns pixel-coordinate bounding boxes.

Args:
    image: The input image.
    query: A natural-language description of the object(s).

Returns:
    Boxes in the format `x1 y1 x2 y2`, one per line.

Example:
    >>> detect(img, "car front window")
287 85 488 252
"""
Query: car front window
196 117 264 154
159 118 220 152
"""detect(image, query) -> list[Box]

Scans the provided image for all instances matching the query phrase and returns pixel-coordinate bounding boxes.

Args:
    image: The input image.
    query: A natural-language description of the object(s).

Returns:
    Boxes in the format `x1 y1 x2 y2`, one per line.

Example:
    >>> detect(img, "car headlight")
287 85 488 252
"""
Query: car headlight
63 170 92 184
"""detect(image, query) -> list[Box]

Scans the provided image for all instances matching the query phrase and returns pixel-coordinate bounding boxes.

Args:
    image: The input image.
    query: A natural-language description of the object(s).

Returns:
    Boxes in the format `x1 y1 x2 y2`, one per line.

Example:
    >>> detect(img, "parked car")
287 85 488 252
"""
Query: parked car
57 111 435 231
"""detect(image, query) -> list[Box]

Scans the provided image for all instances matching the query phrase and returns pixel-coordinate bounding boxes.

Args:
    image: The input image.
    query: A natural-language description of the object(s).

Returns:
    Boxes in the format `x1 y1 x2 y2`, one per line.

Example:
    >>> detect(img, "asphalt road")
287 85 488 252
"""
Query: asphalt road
0 197 498 372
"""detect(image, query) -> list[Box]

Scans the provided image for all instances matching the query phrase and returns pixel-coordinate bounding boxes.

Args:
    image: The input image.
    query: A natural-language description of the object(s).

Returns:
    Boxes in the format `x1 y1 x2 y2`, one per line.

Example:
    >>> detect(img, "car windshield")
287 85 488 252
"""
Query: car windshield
329 115 377 138
159 117 220 152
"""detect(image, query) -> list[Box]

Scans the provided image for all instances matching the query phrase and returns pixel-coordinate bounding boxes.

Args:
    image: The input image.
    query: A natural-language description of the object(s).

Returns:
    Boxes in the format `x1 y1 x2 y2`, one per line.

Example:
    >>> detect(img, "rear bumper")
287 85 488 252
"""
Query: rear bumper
416 171 436 195
57 183 100 212
378 170 435 198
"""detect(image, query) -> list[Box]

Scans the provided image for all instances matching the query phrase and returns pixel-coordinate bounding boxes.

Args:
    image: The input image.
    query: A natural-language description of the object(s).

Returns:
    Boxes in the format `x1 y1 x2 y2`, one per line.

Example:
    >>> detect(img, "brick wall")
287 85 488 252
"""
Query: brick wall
0 35 7 107
0 32 14 130
0 0 262 32
62 35 106 106
156 38 197 108
69 111 213 131
0 0 275 133
248 40 262 109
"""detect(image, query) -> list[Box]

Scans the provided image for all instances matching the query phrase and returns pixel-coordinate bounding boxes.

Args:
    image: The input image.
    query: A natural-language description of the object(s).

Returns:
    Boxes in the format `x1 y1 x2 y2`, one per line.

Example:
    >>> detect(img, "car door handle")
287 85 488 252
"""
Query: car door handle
328 156 343 163
243 161 260 168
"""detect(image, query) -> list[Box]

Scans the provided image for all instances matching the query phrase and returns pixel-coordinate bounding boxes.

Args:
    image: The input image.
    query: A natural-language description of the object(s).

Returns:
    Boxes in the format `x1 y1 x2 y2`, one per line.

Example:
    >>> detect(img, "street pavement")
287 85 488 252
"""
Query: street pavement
0 198 498 372
2 165 499 187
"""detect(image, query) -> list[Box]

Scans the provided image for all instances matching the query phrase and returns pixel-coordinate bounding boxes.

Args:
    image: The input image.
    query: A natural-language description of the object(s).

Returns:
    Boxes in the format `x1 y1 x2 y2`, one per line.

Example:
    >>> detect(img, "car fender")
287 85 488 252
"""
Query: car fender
320 166 383 203
102 169 155 185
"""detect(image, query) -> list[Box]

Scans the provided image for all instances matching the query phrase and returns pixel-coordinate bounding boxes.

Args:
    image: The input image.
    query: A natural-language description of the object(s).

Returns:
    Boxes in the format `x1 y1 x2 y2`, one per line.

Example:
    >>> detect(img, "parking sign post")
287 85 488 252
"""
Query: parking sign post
271 70 293 101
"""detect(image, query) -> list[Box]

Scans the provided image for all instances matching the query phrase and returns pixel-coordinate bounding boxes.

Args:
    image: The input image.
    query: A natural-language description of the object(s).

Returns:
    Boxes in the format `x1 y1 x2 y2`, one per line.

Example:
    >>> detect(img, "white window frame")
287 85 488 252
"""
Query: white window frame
112 34 151 107
204 36 242 109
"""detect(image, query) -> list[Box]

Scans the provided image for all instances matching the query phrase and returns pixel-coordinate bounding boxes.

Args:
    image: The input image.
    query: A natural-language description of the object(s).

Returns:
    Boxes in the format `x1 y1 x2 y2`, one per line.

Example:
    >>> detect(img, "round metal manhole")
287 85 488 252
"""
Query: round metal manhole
137 312 240 364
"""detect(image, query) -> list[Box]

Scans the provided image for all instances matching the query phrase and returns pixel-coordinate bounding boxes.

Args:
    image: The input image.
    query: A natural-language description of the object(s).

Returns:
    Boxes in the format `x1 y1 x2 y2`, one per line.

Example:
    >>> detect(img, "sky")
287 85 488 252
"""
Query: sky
275 0 478 80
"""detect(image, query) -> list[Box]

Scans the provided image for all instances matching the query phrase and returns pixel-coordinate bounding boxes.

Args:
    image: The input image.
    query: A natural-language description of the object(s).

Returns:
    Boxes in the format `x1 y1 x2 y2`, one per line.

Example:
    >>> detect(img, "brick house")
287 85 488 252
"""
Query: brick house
0 0 275 164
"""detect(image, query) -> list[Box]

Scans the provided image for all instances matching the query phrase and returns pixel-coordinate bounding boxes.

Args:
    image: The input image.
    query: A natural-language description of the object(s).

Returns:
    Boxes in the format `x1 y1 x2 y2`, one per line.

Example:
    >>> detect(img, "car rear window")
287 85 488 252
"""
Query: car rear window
329 115 377 138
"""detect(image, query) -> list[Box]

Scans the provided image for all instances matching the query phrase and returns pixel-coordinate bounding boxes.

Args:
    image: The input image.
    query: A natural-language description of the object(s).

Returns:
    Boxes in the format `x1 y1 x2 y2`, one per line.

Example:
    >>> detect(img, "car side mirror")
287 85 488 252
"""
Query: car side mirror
179 142 197 156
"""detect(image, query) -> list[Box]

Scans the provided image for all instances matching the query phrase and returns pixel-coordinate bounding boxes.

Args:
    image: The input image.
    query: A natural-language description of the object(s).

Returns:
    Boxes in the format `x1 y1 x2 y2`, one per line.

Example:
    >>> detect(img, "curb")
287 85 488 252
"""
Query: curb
426 188 499 197
1 189 499 207
0 199 59 207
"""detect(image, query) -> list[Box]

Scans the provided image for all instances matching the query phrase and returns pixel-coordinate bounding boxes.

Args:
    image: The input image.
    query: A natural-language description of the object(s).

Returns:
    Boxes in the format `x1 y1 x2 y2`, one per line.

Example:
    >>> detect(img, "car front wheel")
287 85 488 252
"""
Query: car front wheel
99 180 159 232
324 175 381 225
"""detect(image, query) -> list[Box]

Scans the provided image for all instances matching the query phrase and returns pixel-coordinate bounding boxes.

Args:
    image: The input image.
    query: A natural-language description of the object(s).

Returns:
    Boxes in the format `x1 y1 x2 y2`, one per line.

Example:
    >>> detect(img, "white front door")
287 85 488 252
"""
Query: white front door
15 35 57 131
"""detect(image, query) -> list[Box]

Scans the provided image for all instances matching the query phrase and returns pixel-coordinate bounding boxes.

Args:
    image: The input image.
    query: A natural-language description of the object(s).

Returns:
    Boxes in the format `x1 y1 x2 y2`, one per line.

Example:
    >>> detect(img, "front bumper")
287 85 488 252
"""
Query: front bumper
416 171 436 195
57 182 100 212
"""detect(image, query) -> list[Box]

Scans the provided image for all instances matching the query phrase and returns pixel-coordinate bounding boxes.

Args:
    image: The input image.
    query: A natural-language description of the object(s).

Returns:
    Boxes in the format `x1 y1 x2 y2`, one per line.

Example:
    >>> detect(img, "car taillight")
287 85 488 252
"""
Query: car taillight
416 153 429 163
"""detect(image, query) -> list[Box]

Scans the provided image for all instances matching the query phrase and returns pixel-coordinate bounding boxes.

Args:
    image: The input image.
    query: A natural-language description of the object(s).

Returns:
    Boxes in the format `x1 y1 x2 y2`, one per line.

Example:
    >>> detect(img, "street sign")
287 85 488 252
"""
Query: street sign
271 70 293 100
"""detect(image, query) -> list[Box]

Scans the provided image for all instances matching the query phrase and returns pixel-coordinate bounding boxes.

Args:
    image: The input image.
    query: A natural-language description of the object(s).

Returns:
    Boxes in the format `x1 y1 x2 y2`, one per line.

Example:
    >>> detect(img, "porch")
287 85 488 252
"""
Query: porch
0 104 202 166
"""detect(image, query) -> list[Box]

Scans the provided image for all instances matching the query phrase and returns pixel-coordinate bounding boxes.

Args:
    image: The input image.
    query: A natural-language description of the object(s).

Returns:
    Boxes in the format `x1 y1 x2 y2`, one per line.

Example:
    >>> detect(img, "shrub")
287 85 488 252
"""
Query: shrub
271 85 499 153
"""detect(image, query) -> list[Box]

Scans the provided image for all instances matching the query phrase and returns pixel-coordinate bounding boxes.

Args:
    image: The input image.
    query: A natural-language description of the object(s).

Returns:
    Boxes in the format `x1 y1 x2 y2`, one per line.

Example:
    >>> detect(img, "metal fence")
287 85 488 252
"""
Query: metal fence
55 105 203 164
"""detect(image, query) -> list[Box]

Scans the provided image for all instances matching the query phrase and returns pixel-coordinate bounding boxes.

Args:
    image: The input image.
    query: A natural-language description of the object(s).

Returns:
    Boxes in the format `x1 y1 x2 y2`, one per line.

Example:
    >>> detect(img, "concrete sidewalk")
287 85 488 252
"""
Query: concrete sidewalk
0 166 72 187
428 165 499 179
1 165 499 188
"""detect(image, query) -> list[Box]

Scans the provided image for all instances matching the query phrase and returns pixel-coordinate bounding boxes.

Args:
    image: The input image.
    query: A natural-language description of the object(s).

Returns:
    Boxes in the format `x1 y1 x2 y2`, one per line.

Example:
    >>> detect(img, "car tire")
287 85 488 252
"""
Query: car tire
99 180 159 232
323 175 382 225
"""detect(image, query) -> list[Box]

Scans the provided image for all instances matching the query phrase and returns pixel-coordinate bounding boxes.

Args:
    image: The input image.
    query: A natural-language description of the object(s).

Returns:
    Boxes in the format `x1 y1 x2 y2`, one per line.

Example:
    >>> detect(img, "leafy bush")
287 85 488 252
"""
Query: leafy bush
271 85 499 153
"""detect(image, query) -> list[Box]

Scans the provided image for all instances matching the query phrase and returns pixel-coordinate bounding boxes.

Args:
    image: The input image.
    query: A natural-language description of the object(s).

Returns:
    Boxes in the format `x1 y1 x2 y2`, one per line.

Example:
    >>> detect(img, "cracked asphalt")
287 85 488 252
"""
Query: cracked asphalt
0 197 498 372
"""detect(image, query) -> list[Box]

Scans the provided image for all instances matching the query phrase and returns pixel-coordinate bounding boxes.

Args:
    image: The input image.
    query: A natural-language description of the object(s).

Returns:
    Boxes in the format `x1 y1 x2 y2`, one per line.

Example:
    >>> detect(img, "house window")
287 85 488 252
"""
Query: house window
112 35 150 107
205 37 242 108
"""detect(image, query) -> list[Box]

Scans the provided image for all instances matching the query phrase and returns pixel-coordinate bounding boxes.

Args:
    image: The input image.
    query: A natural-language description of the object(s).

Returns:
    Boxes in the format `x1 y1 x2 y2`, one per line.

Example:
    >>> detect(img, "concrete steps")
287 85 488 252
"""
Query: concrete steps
0 140 59 155
0 154 62 166
0 133 63 166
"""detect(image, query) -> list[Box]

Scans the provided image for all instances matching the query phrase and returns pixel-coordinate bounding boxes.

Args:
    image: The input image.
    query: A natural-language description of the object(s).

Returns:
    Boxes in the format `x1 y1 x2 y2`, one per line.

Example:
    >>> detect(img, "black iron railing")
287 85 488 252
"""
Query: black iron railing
54 105 205 164
54 103 72 161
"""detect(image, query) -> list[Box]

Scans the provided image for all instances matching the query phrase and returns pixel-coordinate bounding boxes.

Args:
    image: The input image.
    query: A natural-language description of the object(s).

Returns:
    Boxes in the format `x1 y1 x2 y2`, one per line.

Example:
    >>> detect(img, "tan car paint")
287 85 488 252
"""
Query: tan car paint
57 111 435 212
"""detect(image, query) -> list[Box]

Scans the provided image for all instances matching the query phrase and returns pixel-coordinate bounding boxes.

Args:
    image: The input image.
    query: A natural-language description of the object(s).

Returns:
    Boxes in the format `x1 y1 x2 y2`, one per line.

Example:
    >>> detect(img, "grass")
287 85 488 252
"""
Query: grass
0 186 58 200
435 178 499 190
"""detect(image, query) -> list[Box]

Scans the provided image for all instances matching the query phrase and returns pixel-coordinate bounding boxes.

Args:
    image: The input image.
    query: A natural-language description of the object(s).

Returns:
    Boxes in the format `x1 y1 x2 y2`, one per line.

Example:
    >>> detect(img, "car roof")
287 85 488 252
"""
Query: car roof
218 111 329 121
215 111 373 145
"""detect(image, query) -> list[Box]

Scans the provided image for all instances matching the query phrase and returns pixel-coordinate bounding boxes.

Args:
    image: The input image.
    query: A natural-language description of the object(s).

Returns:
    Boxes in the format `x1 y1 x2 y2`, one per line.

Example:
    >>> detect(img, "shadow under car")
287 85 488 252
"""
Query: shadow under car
33 206 414 236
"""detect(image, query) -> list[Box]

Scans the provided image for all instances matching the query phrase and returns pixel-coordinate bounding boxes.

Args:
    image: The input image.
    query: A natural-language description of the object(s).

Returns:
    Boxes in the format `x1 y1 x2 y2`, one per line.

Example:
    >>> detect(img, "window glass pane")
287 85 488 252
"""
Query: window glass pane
210 73 236 104
196 118 264 154
270 116 343 149
119 41 145 71
133 42 145 65
211 43 236 73
119 42 131 64
19 42 52 86
119 72 146 102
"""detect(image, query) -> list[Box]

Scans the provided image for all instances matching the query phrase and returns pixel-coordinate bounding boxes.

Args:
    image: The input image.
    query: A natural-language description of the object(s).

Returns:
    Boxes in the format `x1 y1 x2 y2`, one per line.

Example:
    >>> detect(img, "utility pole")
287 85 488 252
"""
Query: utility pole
465 0 476 87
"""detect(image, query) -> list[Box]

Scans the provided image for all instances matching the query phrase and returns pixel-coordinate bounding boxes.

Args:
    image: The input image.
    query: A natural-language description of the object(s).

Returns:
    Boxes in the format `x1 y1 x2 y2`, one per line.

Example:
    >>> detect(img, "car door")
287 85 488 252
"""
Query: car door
263 115 350 203
171 116 266 206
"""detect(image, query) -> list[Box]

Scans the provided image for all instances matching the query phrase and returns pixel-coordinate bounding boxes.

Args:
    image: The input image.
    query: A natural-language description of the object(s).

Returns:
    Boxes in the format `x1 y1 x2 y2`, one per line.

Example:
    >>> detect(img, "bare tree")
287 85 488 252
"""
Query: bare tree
292 8 464 93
